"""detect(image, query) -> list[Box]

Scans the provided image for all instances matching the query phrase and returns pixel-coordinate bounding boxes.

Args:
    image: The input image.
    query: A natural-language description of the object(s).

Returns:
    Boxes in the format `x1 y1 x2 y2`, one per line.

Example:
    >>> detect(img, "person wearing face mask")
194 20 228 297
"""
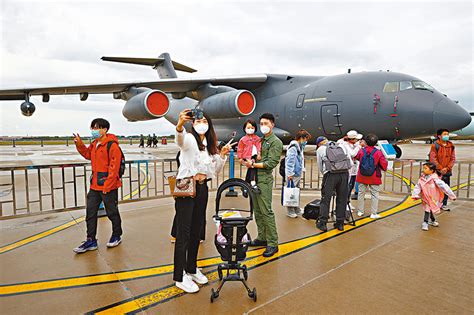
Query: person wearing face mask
429 128 456 210
244 113 283 258
285 129 311 218
173 109 233 293
72 118 124 253
237 119 262 191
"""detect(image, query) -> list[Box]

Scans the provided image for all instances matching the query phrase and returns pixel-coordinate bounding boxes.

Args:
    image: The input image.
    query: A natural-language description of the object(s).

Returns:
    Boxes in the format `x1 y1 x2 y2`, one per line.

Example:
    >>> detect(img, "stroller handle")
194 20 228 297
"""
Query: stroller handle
215 178 254 217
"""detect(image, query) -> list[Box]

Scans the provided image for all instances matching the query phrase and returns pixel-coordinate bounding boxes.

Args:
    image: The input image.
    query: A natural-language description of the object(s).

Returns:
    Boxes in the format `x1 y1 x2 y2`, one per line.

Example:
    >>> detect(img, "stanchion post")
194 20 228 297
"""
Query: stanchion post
225 148 238 197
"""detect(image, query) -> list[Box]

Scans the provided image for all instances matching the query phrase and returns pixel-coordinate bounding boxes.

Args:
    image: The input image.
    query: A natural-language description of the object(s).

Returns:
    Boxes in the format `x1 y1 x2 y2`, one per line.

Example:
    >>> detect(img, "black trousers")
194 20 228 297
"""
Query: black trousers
441 174 451 206
320 172 349 224
171 212 206 240
348 175 356 201
173 183 208 282
245 167 257 184
86 189 122 239
424 211 436 222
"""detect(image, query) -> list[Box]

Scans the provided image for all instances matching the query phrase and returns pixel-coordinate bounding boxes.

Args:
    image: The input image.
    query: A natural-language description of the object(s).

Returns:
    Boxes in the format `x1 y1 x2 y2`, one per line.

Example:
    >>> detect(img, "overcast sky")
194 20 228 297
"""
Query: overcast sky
0 0 472 137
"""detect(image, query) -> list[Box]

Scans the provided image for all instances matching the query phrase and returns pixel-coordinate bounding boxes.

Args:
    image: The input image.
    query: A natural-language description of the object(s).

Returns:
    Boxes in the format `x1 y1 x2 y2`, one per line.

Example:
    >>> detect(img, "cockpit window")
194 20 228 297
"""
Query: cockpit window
383 82 399 93
412 80 433 91
400 81 413 91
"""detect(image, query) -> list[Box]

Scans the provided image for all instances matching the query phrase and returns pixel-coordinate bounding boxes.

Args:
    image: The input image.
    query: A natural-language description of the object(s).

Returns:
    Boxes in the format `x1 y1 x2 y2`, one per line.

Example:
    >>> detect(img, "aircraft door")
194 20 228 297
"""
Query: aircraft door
320 103 342 136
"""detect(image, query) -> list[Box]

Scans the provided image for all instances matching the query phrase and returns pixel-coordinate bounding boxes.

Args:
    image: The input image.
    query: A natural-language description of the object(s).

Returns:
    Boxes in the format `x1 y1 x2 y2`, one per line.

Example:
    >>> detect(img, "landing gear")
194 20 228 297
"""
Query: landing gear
393 144 402 159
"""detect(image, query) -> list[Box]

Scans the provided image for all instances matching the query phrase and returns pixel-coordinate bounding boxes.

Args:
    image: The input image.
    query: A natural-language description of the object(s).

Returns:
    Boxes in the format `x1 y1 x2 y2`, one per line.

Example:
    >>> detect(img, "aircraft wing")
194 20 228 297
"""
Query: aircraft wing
0 74 268 100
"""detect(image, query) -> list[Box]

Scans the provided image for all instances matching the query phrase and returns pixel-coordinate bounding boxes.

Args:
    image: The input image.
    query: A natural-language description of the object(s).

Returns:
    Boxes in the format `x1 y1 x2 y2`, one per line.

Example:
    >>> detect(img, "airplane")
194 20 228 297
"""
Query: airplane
0 52 471 158
416 112 474 143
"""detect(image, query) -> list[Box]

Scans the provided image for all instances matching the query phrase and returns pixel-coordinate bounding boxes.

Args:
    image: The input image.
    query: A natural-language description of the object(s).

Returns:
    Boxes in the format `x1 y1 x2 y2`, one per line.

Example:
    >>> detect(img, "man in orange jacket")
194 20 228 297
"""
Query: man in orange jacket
429 128 456 210
73 118 123 253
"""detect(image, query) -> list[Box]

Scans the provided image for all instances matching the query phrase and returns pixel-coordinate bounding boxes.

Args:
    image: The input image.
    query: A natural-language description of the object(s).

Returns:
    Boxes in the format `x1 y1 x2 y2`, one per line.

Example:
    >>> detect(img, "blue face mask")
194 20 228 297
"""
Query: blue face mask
91 130 101 139
301 141 307 149
441 135 449 141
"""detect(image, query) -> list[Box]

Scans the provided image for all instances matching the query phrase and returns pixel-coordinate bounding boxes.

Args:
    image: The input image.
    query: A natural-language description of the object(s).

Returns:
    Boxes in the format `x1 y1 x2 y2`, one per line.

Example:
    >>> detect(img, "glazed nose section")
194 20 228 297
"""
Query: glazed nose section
433 98 472 131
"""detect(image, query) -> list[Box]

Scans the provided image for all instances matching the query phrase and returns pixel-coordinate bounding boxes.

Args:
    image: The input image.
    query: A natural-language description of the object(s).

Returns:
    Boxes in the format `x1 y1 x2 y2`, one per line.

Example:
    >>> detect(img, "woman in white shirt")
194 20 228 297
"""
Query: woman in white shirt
173 109 233 293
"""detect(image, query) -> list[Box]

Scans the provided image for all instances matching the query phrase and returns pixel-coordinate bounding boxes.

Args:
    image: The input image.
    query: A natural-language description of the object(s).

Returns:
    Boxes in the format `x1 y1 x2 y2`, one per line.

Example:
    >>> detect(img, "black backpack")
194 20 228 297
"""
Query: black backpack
107 142 126 178
279 143 301 177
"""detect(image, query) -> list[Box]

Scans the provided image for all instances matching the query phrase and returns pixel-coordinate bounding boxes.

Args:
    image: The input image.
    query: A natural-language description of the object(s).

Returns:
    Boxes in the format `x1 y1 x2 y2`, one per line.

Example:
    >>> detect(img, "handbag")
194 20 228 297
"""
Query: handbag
282 180 300 207
171 176 196 198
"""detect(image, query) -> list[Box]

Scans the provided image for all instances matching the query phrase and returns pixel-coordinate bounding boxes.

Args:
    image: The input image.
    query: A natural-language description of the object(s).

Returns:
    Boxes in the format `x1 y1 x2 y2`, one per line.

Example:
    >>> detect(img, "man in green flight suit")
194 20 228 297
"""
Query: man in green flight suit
243 113 283 257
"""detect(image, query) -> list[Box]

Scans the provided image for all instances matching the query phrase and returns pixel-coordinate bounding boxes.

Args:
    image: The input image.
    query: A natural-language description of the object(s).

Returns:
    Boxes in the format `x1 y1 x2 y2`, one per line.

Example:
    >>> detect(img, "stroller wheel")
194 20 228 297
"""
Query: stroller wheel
210 288 219 303
248 288 257 302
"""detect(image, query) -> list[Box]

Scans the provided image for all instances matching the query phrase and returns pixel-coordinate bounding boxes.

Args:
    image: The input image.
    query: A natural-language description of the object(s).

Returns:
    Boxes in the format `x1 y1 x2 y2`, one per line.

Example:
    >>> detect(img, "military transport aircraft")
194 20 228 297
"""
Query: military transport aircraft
0 52 471 157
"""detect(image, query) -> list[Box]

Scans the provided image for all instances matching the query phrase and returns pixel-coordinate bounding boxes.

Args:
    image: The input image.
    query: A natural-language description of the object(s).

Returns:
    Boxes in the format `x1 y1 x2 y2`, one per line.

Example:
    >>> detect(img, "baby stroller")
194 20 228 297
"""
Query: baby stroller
210 178 257 303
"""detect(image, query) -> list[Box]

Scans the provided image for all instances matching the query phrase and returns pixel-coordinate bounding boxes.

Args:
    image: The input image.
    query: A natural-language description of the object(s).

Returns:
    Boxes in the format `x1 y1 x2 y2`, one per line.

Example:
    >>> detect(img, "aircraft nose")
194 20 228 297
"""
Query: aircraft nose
433 98 472 131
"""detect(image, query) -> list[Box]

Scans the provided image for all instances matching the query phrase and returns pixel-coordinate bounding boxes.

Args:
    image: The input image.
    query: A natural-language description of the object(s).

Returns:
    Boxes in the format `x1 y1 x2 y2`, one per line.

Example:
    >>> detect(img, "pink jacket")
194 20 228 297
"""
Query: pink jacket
237 134 261 160
412 173 456 213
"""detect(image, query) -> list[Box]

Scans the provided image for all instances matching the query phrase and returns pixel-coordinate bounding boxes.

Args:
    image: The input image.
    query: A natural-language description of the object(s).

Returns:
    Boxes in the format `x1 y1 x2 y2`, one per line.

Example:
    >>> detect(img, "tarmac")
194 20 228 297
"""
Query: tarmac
0 143 473 314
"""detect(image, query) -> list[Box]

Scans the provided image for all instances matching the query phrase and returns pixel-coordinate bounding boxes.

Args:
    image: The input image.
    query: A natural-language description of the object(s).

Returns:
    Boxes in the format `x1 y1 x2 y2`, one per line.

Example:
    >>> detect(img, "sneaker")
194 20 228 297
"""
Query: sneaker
316 221 328 232
429 220 439 227
263 246 279 257
176 273 199 293
421 222 429 231
73 238 98 254
107 236 122 248
333 222 344 231
287 211 298 218
251 185 261 194
187 268 208 285
357 211 364 217
370 214 381 219
441 205 450 211
170 236 176 243
295 208 303 216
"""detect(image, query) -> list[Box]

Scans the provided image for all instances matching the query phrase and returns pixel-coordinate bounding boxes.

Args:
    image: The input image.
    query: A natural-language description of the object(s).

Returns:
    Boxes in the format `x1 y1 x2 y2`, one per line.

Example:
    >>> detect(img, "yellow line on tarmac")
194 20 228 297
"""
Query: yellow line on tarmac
0 166 151 255
1 180 471 298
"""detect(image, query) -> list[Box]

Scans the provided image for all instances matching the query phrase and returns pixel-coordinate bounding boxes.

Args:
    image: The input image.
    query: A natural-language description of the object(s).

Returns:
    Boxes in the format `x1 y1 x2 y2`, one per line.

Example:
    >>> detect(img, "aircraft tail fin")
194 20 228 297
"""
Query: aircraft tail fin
101 53 197 79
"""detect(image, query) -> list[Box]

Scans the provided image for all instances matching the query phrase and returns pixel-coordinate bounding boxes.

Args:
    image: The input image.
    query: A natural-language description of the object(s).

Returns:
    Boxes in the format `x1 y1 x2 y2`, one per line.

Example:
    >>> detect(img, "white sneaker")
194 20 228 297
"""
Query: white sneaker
421 222 429 231
357 211 364 217
429 220 439 227
370 214 381 219
295 208 303 216
176 273 199 293
188 268 208 285
287 212 298 218
441 205 450 211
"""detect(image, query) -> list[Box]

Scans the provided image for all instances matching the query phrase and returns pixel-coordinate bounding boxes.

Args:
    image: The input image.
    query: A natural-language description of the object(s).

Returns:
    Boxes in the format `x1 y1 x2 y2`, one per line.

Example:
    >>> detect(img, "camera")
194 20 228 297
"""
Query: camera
186 108 204 120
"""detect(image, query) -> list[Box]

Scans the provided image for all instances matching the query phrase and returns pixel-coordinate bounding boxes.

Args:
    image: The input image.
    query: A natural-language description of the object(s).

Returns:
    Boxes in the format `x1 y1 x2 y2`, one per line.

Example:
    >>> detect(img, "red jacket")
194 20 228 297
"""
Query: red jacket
429 140 456 174
355 146 388 185
76 134 123 193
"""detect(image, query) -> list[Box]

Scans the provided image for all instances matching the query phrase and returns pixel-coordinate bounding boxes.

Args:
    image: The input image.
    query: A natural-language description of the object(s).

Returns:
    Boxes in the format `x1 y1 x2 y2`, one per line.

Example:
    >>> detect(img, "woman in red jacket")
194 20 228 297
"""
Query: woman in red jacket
72 118 124 253
355 134 388 219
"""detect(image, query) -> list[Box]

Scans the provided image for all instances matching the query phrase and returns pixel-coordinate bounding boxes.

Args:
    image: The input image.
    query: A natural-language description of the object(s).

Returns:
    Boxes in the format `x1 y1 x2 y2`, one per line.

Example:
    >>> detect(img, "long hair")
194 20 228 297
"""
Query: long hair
190 111 218 155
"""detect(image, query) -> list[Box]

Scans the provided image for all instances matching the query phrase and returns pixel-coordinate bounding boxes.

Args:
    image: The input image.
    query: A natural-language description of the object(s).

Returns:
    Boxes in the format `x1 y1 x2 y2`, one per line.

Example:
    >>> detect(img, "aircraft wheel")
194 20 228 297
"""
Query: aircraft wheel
393 144 402 158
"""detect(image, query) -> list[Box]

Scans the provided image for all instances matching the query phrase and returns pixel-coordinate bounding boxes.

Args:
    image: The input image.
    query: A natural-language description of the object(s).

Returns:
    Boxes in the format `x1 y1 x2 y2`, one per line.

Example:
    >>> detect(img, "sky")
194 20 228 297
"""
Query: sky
0 0 472 137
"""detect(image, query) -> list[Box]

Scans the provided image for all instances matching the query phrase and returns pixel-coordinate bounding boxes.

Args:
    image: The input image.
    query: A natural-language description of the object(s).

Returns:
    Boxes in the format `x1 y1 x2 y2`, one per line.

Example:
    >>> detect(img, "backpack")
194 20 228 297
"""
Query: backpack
107 142 126 178
324 142 351 173
359 147 377 176
279 143 301 177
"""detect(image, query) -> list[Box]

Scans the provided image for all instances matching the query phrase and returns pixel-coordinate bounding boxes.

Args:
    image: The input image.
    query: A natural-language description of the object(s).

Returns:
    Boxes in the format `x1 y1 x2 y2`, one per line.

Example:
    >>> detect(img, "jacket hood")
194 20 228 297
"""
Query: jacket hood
94 133 119 146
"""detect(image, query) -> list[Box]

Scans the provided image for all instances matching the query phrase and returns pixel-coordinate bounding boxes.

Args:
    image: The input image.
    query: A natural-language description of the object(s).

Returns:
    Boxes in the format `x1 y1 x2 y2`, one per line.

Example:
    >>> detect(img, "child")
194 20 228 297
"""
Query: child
237 119 261 191
412 162 456 231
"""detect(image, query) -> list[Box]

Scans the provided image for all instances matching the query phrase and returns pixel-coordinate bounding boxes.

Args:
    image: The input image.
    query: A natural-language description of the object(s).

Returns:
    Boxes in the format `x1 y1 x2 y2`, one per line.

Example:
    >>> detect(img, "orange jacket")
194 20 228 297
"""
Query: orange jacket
76 134 123 193
429 140 456 173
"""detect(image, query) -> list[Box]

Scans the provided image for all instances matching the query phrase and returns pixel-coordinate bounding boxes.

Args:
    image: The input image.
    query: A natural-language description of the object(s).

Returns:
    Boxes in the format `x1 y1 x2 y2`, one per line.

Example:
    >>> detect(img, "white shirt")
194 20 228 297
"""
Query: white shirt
337 139 361 176
176 129 226 179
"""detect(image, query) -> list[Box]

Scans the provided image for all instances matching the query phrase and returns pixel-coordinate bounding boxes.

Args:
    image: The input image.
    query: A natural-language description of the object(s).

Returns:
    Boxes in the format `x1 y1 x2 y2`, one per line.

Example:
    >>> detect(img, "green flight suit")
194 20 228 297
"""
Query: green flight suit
254 132 283 247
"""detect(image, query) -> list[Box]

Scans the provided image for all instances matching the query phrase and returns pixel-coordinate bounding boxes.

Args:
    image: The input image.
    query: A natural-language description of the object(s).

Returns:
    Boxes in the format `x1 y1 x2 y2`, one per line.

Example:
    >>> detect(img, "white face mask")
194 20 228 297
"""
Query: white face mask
193 123 209 135
260 125 271 135
245 128 255 135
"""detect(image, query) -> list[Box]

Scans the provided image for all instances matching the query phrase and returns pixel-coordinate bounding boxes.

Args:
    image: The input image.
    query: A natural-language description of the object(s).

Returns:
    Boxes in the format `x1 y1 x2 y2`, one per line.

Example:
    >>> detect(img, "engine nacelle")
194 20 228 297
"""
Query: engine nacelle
122 90 170 121
20 101 36 117
198 90 256 119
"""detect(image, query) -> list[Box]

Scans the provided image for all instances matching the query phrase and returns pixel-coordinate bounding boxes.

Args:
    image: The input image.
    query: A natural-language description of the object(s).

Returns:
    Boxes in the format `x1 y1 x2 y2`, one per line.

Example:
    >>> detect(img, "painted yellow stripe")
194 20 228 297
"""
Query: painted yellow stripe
0 165 150 254
1 179 471 297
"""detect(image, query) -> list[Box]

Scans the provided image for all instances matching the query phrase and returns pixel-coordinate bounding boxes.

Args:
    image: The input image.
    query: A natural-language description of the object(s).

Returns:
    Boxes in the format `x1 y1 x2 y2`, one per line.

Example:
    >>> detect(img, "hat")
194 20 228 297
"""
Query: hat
346 130 358 139
356 133 363 140
316 136 327 146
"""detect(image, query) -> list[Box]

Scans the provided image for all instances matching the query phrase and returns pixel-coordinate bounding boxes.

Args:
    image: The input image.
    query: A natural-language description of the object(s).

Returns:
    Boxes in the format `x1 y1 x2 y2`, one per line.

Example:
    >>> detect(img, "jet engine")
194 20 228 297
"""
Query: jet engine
198 90 256 119
20 101 36 117
122 90 170 121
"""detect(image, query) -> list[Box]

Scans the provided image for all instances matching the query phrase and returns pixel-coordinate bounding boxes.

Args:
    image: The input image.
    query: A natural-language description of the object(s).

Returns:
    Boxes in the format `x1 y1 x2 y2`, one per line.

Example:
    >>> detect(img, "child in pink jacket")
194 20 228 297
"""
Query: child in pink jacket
412 162 456 231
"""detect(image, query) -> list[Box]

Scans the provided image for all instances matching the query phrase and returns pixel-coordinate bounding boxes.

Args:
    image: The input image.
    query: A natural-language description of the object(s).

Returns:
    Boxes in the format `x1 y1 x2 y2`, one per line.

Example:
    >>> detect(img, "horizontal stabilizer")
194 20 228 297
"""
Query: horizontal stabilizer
101 56 197 73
